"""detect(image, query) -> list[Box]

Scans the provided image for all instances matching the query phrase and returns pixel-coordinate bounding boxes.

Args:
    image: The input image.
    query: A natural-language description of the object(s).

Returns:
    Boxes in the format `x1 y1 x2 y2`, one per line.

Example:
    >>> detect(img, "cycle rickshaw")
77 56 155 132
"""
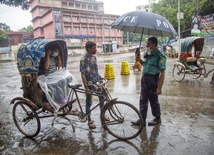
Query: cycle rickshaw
173 37 213 82
10 39 143 140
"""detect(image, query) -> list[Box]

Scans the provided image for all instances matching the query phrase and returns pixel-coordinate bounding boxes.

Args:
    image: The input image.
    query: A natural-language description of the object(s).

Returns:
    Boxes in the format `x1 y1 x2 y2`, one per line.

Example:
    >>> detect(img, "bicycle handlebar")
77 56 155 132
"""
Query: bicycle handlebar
97 78 108 86
86 78 108 94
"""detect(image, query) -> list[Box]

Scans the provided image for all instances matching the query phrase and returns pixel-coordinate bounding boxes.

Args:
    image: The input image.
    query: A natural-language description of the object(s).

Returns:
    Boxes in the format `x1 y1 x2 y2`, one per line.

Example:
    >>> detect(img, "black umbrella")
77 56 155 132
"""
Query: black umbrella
111 11 177 47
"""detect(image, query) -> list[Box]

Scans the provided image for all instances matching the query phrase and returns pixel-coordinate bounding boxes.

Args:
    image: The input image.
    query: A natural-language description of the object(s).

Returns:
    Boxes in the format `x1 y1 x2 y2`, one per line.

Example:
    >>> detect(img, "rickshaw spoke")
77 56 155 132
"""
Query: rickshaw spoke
173 64 185 82
13 102 41 137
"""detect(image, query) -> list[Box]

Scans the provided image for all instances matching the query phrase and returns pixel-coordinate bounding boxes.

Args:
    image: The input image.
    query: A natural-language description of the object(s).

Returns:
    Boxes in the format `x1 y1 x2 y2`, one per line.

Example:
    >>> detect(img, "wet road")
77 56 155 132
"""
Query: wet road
0 52 214 155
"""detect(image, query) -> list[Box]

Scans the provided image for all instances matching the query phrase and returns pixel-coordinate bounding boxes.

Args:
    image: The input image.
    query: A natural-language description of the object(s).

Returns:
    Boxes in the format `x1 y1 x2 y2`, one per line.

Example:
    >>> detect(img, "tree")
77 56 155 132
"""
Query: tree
0 23 11 46
151 0 214 32
19 25 33 33
0 0 30 10
0 23 11 32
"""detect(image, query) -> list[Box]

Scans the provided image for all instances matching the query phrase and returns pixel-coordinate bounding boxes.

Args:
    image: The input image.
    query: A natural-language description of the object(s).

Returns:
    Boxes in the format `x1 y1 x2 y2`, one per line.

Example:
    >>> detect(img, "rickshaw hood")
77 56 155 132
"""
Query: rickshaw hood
17 39 68 73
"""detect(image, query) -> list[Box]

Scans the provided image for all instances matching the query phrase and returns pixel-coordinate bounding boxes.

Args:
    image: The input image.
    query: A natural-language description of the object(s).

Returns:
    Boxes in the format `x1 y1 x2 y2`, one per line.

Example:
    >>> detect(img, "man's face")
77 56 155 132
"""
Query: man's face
146 40 152 48
146 40 155 51
90 46 96 51
89 46 97 54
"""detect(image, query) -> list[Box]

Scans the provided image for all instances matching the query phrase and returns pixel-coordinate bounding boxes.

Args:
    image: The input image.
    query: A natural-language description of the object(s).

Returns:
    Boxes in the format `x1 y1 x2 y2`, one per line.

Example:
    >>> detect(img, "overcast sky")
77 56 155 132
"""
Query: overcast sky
0 0 148 31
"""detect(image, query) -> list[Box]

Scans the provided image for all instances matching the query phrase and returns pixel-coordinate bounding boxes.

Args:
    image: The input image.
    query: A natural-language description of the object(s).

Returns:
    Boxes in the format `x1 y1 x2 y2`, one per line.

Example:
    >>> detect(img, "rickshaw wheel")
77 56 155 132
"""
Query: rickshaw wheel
100 101 143 140
13 101 41 137
173 64 185 82
189 68 202 79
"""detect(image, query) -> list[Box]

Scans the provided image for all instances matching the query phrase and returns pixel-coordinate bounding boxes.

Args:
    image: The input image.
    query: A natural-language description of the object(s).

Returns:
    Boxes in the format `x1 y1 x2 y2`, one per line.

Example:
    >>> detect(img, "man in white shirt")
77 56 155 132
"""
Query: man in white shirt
210 47 214 84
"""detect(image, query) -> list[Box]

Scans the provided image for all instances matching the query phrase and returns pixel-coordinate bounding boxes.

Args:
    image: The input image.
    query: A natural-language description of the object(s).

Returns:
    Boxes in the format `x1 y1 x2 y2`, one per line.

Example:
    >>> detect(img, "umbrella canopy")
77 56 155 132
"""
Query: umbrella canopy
111 11 177 37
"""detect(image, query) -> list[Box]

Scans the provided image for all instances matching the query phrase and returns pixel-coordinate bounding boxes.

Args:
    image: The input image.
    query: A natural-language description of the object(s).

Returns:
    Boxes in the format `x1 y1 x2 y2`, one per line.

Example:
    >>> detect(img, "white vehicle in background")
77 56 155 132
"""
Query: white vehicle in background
166 39 179 58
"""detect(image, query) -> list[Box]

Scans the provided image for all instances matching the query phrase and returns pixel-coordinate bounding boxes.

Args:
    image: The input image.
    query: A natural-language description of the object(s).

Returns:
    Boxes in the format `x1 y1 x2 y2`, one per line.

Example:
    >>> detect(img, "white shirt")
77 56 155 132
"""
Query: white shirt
210 48 214 58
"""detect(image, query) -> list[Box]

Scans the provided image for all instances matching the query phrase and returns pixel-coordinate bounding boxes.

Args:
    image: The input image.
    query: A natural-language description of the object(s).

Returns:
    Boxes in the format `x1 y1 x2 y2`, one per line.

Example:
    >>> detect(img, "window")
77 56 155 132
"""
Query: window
54 0 60 4
73 27 80 31
81 27 87 31
72 17 79 21
96 18 101 22
88 5 92 10
64 27 71 30
81 17 86 21
39 0 44 3
93 6 98 11
62 2 67 7
104 19 109 23
47 0 52 3
76 3 80 9
63 16 71 20
39 8 45 13
41 28 44 35
39 18 43 25
89 27 95 31
69 3 74 7
88 18 93 22
82 4 86 9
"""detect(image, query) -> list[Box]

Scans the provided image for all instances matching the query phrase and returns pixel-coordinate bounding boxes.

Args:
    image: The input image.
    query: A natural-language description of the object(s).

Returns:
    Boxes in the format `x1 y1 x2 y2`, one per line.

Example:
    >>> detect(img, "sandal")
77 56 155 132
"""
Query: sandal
69 108 78 115
104 115 110 121
88 120 96 129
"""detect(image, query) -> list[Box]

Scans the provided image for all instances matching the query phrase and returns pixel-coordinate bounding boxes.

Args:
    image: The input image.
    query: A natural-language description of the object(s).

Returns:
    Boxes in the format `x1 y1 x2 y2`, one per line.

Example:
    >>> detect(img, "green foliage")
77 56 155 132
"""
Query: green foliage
19 25 33 33
0 23 11 32
123 32 145 44
0 23 11 44
151 0 214 32
0 0 30 10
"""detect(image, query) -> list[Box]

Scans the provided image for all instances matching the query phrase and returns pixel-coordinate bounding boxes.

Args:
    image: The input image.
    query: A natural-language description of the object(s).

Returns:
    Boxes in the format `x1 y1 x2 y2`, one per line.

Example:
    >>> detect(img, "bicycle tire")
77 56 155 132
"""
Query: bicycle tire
13 101 41 137
189 69 202 79
173 64 185 82
100 101 143 140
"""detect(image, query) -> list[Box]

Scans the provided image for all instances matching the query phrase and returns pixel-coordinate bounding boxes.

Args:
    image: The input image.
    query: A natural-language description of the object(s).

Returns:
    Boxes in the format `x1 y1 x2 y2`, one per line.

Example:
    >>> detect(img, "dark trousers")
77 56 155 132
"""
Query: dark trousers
86 87 104 116
139 75 161 121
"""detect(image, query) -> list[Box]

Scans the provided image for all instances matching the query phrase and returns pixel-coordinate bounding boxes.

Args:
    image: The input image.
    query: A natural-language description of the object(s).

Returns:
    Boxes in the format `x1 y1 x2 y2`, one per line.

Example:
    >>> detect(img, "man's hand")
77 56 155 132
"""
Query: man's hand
156 87 162 95
46 50 52 57
136 56 141 61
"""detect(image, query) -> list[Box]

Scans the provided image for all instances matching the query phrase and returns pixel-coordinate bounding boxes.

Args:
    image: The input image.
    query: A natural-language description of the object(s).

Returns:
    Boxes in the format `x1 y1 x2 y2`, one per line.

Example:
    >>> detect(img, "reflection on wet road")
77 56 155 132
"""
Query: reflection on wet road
0 53 214 154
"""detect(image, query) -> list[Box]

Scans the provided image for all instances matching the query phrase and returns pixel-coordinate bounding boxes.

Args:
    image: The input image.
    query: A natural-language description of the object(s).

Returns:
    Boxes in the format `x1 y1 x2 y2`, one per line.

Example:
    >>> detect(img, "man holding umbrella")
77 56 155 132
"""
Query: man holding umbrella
131 37 167 126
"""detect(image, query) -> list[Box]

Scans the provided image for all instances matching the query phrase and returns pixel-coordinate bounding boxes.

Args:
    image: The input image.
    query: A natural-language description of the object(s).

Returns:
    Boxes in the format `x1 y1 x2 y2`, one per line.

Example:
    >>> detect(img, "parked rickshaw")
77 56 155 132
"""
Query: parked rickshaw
10 39 143 140
173 37 213 82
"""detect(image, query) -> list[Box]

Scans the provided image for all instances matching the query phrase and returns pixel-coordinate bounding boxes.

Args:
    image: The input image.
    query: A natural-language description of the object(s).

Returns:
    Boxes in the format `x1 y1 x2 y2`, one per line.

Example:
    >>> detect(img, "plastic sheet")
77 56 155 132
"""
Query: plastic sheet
37 69 78 112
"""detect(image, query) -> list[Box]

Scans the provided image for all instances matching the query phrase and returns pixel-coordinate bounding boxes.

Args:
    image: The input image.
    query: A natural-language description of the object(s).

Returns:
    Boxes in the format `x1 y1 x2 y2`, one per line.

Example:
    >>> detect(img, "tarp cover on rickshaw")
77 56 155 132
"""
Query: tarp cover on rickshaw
17 39 68 73
180 37 204 59
38 69 78 112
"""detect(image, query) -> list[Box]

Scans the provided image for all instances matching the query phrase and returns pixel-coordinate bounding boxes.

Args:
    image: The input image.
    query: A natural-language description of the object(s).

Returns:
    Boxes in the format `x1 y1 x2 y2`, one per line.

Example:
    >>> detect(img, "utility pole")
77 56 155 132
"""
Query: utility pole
127 32 129 47
196 0 199 16
178 0 181 58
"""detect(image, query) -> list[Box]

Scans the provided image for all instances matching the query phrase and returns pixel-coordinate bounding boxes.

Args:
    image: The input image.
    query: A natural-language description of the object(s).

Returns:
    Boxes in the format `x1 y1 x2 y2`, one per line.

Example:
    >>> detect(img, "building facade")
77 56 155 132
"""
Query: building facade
9 32 34 46
136 0 159 12
30 0 123 48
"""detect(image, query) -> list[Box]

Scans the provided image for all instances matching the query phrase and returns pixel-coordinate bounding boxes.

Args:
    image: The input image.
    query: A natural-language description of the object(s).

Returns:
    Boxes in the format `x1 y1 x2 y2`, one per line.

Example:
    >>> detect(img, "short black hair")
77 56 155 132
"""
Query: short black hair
85 41 96 51
148 37 158 46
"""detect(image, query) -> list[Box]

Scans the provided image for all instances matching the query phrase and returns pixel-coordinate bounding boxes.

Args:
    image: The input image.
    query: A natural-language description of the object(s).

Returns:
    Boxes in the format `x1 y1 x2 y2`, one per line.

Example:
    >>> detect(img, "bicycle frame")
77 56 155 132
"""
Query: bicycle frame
67 79 117 119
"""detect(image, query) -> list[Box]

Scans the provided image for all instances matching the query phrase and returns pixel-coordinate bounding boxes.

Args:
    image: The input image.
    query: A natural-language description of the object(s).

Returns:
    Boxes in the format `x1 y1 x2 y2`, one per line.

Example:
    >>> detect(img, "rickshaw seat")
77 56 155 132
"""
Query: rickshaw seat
186 57 197 62
180 53 192 60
